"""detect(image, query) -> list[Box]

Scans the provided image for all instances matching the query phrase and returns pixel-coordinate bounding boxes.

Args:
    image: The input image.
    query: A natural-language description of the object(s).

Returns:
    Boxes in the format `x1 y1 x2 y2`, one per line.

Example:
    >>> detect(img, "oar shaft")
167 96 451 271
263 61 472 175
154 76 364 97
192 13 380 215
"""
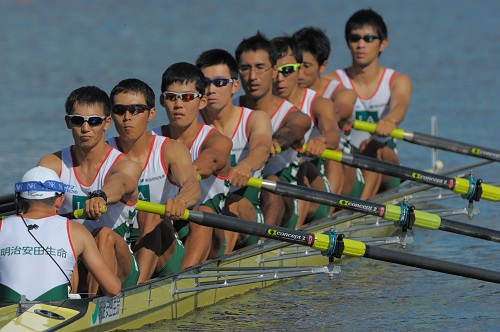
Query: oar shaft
364 245 500 284
439 218 500 242
340 153 454 190
353 120 500 162
254 178 500 243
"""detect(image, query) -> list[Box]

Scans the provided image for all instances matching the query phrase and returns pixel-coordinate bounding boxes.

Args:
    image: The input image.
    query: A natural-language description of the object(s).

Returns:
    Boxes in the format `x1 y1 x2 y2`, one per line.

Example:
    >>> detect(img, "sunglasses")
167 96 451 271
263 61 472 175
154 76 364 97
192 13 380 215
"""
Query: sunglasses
67 114 107 127
162 91 203 102
206 78 235 87
277 63 301 77
111 104 150 116
347 34 380 43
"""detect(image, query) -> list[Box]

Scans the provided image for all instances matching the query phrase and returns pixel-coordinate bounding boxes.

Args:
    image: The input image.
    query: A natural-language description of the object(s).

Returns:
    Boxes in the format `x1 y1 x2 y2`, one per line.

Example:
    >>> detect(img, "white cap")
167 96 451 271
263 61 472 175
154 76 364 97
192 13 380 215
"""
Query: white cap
15 166 65 200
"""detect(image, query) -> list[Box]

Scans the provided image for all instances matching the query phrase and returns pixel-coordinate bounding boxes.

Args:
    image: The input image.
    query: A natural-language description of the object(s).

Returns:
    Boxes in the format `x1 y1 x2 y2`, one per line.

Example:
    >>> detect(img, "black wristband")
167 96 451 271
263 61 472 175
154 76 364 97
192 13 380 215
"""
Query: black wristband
88 190 108 203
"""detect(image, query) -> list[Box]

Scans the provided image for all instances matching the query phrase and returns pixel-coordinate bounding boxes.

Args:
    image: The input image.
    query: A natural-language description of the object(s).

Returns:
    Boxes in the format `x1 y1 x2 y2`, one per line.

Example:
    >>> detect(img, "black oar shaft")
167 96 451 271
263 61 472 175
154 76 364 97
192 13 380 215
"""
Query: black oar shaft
258 179 500 244
342 153 454 189
439 218 500 242
187 210 322 249
266 180 385 217
365 245 500 284
407 131 500 162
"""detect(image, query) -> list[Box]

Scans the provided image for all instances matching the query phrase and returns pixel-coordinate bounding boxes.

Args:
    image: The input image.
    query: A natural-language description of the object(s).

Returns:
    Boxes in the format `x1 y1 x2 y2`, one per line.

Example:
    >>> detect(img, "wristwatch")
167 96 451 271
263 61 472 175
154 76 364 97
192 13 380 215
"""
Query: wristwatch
88 190 108 203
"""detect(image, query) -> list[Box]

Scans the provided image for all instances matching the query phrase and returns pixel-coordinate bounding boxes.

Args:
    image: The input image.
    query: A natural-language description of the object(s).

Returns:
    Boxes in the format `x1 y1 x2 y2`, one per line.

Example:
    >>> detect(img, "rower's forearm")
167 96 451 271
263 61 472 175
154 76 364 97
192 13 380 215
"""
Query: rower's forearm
176 181 201 209
240 146 270 171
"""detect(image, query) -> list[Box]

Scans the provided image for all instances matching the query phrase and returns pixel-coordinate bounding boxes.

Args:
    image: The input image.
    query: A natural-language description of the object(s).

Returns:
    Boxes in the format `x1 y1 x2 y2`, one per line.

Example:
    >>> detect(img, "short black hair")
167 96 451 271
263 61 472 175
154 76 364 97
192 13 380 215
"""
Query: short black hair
110 78 155 108
271 35 302 64
160 62 208 94
195 49 239 80
65 86 111 116
292 26 331 65
234 31 278 66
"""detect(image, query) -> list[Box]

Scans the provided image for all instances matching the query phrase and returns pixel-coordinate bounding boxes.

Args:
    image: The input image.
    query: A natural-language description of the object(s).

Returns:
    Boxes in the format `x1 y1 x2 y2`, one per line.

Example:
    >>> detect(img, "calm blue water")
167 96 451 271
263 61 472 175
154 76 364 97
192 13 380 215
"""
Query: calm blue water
1 0 500 330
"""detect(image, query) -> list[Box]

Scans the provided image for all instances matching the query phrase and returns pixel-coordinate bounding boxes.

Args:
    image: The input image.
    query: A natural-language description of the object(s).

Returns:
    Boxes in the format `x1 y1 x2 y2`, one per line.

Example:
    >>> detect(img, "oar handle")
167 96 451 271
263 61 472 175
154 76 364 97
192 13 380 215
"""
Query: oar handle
454 178 500 202
353 120 405 140
135 200 190 220
66 205 108 219
300 144 343 162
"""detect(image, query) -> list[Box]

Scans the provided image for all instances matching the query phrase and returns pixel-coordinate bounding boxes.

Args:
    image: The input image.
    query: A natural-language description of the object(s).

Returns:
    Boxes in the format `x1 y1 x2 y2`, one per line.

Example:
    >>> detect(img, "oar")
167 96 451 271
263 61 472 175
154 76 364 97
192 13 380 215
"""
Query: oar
353 120 500 162
135 200 500 285
60 206 108 219
312 147 500 203
247 177 500 243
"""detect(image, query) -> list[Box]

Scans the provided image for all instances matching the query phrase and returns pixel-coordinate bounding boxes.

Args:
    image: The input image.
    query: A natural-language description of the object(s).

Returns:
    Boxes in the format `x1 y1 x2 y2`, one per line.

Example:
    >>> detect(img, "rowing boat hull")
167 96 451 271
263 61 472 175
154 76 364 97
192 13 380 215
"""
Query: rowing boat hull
0 180 433 331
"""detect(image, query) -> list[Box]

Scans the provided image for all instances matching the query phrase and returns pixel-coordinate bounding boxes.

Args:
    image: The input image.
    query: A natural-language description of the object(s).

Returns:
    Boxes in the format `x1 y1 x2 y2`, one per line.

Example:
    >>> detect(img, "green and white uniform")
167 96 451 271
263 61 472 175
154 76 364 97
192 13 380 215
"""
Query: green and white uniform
109 135 185 275
0 215 76 302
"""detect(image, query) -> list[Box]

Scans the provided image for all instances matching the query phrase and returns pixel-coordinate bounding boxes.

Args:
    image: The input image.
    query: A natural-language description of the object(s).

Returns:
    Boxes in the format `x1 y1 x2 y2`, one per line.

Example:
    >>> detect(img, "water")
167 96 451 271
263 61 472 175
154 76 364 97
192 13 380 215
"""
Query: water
1 0 500 330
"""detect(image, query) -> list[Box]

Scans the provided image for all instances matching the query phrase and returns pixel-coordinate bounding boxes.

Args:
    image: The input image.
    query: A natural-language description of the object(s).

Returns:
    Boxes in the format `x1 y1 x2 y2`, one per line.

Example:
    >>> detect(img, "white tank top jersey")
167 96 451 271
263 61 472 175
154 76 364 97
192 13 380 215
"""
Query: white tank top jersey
152 125 230 206
335 68 396 149
0 215 76 301
321 79 342 99
199 107 264 193
108 135 179 204
243 97 299 177
58 146 136 236
299 88 321 143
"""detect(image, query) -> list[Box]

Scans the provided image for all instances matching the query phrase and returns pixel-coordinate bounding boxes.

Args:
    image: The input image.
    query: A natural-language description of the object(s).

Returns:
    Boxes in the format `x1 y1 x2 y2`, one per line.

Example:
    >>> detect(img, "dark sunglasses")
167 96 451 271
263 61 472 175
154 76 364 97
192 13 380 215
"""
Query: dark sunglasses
67 114 107 127
162 91 203 102
347 34 380 43
111 104 150 116
206 78 235 87
277 63 301 77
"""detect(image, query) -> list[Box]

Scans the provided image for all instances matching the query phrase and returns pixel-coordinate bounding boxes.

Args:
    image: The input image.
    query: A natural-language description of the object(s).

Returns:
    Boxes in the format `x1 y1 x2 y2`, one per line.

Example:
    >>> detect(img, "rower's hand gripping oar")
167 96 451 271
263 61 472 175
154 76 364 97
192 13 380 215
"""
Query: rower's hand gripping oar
60 206 108 219
247 177 500 244
353 119 500 162
135 200 500 285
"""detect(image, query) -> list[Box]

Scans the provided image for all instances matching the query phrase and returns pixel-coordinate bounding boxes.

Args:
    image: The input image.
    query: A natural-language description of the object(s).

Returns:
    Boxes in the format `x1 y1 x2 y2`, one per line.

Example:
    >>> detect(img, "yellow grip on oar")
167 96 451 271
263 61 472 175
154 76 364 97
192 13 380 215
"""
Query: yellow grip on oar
454 178 500 202
383 204 441 230
135 200 191 221
300 144 344 162
247 177 263 189
343 238 366 257
73 205 107 219
353 120 405 140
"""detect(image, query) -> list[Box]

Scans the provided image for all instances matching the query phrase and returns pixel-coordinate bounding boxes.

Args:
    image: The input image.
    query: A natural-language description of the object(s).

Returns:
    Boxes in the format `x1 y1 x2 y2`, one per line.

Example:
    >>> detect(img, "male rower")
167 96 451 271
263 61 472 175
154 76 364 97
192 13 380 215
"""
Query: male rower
196 49 273 250
153 62 233 267
324 9 412 198
38 86 142 296
108 78 201 282
270 35 340 227
234 32 311 230
0 166 120 302
291 27 365 199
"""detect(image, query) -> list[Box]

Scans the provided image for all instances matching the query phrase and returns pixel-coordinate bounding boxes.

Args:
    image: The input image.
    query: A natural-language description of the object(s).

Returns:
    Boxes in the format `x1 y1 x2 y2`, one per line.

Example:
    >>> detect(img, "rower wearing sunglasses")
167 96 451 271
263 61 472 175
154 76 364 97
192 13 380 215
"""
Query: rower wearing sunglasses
234 32 311 233
323 8 412 198
270 36 340 228
195 49 273 251
108 78 201 282
292 27 365 200
38 86 143 296
153 62 233 268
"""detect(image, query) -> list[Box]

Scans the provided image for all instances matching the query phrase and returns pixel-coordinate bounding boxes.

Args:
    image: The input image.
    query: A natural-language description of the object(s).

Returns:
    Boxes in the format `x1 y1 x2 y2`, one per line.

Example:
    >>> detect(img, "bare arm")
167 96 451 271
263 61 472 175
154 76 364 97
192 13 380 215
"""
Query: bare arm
194 131 233 179
376 72 412 136
303 97 341 158
70 222 121 297
331 85 357 128
273 110 311 150
83 157 141 219
230 110 272 187
163 139 201 219
38 152 63 176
